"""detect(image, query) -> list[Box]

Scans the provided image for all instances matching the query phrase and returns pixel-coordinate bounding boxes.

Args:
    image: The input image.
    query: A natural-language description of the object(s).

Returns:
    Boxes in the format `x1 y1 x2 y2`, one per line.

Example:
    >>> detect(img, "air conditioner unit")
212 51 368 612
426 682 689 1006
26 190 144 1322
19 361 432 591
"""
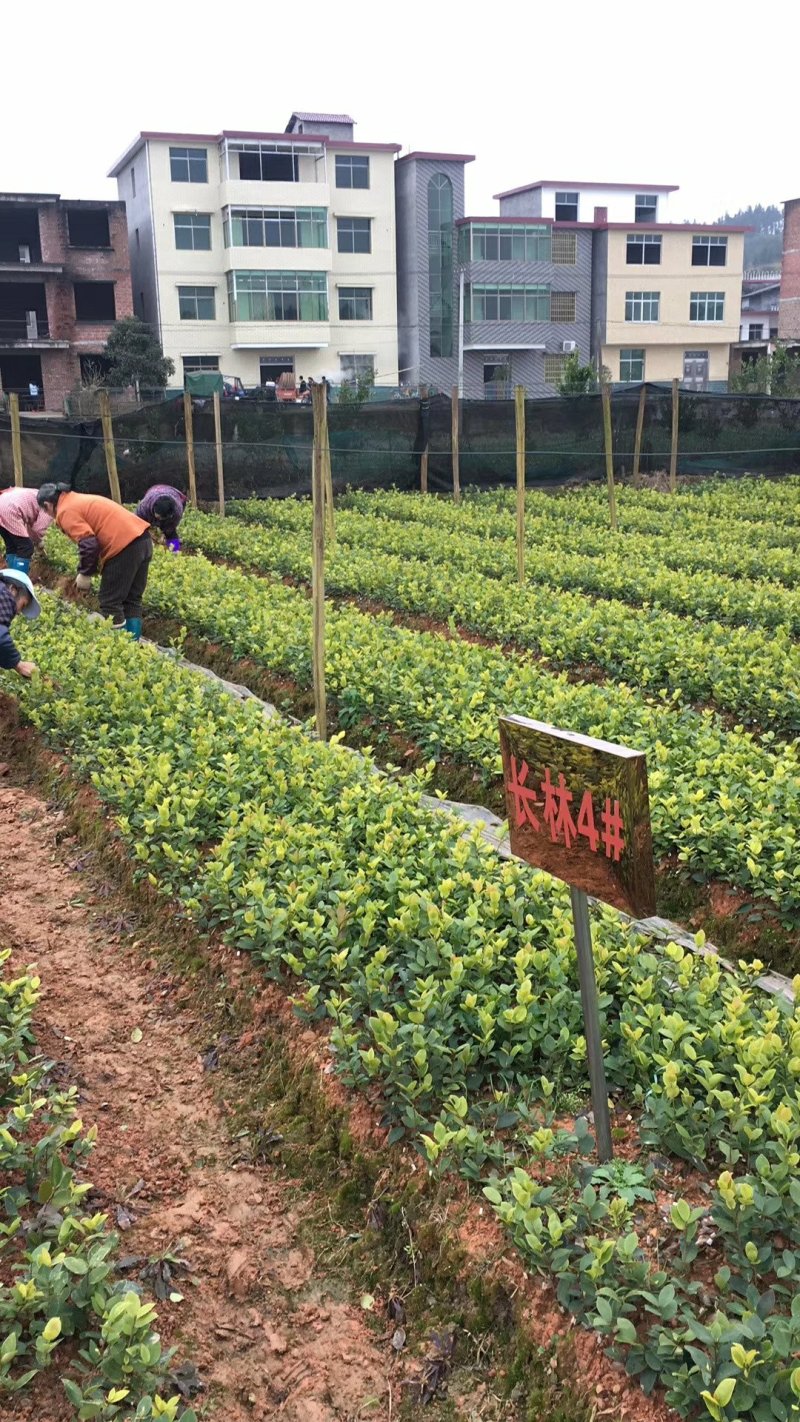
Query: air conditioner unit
561 340 577 354
18 245 31 264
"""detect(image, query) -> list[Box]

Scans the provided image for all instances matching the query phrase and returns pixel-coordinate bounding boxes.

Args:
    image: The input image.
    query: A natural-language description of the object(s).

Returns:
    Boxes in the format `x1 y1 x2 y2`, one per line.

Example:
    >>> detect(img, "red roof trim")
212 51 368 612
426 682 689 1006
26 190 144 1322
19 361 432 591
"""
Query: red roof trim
601 221 749 233
397 150 475 164
494 179 680 199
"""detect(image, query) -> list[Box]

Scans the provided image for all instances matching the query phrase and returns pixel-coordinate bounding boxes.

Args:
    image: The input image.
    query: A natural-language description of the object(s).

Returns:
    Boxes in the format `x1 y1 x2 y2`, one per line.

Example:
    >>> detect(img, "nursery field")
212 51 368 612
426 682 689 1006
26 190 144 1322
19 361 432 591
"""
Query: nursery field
5 474 800 1422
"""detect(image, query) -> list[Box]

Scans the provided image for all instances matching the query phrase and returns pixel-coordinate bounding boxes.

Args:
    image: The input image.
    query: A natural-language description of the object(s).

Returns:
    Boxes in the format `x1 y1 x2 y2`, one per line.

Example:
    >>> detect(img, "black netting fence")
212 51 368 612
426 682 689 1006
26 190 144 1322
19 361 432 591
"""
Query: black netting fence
2 384 800 502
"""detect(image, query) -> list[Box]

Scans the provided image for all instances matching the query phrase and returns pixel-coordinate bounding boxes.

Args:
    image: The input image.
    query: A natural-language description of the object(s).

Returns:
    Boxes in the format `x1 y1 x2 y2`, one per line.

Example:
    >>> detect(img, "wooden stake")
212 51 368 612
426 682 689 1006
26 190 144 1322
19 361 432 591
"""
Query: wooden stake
600 382 618 531
514 385 526 584
183 390 198 509
311 384 327 740
212 391 225 516
320 393 335 544
632 384 646 488
419 384 429 495
669 377 679 493
451 385 461 504
9 394 23 488
98 390 122 504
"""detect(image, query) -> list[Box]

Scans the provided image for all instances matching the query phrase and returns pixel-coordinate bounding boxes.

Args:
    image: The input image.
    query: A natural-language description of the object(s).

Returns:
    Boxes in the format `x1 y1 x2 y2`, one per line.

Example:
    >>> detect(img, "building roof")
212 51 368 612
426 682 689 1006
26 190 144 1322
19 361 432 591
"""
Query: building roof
0 191 59 204
108 128 399 176
286 111 355 126
457 214 748 234
397 150 475 164
494 179 679 199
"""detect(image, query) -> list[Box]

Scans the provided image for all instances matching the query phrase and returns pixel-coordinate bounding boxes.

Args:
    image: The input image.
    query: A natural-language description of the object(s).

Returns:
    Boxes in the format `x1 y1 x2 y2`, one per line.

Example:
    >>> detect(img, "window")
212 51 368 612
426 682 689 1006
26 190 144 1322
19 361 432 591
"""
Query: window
227 270 328 322
626 233 662 265
340 353 375 380
692 235 728 267
335 154 370 189
223 206 327 248
748 323 764 341
550 290 577 322
625 290 660 322
170 146 208 183
428 174 454 358
690 290 725 322
466 223 550 262
67 209 110 247
73 282 116 321
338 287 373 320
466 284 550 321
552 230 577 265
620 348 645 381
178 285 216 320
183 355 220 374
174 213 211 251
555 191 579 222
544 353 567 385
238 149 298 182
131 166 136 198
337 217 371 254
634 193 658 223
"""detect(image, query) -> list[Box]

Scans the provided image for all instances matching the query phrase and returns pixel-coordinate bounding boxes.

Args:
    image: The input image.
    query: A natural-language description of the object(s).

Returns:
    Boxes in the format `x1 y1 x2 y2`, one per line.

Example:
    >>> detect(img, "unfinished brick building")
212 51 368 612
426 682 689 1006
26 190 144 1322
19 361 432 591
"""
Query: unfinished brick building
0 193 133 412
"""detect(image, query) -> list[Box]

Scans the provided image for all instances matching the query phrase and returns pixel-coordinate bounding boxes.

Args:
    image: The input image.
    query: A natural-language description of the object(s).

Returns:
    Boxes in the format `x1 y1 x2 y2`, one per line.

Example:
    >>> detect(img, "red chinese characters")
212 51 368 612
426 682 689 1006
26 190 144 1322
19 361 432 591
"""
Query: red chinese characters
505 756 625 861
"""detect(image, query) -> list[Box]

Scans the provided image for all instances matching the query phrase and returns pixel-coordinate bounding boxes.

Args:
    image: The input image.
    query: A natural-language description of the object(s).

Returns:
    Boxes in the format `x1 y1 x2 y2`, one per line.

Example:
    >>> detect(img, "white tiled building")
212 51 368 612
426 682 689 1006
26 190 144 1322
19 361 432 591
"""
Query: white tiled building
109 113 400 390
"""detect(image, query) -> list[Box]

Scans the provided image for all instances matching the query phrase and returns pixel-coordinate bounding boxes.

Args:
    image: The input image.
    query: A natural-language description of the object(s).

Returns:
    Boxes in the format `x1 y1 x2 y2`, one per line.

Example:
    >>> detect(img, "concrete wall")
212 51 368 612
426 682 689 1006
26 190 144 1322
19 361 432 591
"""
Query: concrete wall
779 198 800 341
500 185 672 223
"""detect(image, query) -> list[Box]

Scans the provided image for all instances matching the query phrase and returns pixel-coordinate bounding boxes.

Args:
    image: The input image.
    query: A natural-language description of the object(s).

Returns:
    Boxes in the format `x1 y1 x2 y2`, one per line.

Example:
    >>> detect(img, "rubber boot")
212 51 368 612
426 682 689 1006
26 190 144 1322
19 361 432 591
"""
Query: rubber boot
124 617 142 641
5 553 31 574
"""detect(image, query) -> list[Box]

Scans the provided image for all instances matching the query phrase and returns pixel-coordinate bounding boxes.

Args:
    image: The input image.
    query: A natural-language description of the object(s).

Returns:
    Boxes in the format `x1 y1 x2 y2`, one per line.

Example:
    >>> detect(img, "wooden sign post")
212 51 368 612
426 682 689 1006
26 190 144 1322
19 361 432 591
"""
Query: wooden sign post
669 378 679 493
451 386 461 504
9 393 24 487
212 391 225 516
98 390 122 504
499 714 656 1162
514 385 526 585
183 390 198 509
311 383 327 740
600 382 618 531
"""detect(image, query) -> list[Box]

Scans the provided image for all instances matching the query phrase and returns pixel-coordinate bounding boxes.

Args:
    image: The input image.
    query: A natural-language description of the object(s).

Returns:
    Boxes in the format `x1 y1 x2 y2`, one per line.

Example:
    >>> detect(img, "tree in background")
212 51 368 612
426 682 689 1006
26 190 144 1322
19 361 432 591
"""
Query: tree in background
103 318 175 389
730 346 800 396
337 365 376 405
711 204 783 269
557 353 602 395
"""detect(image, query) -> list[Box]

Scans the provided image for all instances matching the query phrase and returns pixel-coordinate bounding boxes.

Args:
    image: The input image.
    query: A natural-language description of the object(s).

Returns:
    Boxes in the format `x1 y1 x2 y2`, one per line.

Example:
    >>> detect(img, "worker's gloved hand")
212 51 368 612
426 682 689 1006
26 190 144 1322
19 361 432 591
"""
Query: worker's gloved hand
166 538 181 554
75 573 93 591
16 661 36 679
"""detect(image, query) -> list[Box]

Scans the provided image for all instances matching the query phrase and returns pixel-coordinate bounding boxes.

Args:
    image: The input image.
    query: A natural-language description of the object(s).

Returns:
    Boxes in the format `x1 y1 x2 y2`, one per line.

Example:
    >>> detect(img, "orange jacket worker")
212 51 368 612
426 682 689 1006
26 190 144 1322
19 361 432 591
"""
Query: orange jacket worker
36 484 152 641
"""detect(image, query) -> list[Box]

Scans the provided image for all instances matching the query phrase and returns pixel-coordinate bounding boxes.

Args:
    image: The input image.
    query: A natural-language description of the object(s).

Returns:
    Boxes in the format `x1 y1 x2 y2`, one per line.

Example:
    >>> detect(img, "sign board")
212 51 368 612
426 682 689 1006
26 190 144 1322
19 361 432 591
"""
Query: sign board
499 715 656 919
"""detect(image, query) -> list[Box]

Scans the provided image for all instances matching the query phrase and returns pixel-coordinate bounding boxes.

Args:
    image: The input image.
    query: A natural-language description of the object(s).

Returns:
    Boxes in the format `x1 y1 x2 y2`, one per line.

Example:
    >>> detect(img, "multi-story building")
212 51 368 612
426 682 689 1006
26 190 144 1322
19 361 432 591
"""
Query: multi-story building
0 192 132 411
778 197 800 344
109 114 400 390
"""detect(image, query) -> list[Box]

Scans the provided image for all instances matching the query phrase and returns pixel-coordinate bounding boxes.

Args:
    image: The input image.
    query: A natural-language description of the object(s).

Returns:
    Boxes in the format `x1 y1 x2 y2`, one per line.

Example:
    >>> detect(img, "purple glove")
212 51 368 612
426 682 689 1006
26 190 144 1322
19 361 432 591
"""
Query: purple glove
166 538 181 553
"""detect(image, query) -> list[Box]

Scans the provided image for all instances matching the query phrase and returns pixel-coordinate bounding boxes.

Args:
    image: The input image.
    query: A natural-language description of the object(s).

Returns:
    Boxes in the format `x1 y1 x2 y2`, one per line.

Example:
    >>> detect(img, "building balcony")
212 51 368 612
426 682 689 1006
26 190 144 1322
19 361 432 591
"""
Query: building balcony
229 319 330 350
221 245 331 274
0 316 68 349
219 179 328 211
0 244 62 275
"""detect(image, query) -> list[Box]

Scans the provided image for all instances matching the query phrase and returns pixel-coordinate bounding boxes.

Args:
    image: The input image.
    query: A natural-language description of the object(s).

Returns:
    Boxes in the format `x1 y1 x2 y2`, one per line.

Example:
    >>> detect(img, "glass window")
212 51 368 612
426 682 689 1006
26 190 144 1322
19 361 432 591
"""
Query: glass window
748 323 764 341
692 235 728 267
174 213 211 251
238 148 298 182
551 230 577 265
337 217 371 254
690 291 725 322
555 191 579 222
178 286 216 320
338 287 373 320
170 146 208 183
227 270 328 322
550 291 577 323
224 206 327 248
340 353 375 379
466 284 550 322
467 224 551 262
620 348 645 381
625 290 660 322
626 233 662 265
634 193 658 223
183 355 220 373
544 354 567 385
335 155 370 189
428 174 454 358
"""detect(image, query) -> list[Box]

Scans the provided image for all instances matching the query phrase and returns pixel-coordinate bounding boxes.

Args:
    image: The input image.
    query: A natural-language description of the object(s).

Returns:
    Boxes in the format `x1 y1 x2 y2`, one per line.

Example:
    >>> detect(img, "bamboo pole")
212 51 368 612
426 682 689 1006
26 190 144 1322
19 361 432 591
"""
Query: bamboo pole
320 392 335 544
419 384 429 494
212 391 225 516
451 385 461 504
9 394 23 488
600 382 618 531
669 377 679 493
183 390 198 509
98 390 122 504
311 384 327 741
514 384 526 584
632 384 646 488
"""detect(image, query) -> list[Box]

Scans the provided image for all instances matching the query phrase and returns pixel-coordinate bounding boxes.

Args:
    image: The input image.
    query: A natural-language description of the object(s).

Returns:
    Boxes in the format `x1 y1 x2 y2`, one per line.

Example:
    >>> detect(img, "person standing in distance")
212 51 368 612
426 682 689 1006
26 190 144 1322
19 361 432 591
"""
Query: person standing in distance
36 484 152 640
135 484 187 552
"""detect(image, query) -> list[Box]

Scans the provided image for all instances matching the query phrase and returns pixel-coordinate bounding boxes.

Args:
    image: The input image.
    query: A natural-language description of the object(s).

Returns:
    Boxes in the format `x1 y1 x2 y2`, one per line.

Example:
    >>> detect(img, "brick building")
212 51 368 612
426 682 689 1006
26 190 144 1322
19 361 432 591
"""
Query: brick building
0 193 133 412
778 197 800 342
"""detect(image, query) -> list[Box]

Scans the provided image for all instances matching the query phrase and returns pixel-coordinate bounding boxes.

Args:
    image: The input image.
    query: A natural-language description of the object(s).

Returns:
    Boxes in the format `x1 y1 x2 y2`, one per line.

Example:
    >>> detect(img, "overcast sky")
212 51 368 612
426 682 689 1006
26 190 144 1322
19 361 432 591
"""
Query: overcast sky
2 0 794 222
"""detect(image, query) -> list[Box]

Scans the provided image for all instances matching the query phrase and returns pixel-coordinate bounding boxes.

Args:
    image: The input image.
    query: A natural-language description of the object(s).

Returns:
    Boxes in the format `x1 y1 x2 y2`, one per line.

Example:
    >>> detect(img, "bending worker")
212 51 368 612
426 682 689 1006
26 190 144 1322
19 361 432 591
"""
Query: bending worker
0 486 52 573
0 567 40 678
36 484 152 641
135 484 187 552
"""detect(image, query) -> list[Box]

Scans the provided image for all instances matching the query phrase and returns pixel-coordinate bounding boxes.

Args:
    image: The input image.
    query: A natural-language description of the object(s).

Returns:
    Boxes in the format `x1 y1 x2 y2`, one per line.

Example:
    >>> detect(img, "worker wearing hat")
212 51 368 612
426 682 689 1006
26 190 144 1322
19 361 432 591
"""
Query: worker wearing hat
0 567 40 678
36 484 152 641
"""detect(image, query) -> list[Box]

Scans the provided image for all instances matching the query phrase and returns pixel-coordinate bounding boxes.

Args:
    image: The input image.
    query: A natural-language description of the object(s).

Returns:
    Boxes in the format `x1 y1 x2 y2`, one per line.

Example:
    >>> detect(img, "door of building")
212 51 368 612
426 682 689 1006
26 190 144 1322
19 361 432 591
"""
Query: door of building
683 351 709 391
260 355 295 386
483 356 511 400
